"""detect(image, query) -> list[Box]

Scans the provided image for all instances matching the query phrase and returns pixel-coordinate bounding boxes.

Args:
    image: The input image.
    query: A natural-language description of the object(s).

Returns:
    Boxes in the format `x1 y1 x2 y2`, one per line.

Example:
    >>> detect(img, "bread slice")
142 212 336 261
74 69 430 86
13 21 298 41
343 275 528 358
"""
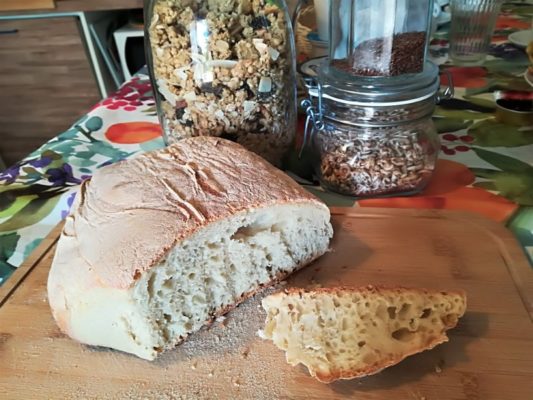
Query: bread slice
260 286 466 383
47 137 333 360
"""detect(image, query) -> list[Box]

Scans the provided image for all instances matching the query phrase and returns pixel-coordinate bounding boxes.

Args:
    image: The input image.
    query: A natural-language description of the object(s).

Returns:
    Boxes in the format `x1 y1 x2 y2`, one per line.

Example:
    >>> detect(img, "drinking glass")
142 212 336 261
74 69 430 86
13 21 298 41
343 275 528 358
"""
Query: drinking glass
449 0 504 65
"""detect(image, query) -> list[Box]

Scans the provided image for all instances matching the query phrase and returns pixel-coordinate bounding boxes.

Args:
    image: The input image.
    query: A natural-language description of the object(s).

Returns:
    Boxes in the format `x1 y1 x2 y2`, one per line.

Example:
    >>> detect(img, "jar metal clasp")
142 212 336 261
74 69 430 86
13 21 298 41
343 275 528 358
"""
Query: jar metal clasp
300 78 325 158
437 69 454 102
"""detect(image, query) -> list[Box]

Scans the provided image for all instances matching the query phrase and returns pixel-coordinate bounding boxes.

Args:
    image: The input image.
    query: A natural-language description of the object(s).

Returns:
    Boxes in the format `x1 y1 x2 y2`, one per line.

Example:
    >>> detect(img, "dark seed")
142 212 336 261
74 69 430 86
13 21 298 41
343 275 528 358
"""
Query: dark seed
250 16 271 30
175 108 185 119
332 31 426 77
175 100 187 119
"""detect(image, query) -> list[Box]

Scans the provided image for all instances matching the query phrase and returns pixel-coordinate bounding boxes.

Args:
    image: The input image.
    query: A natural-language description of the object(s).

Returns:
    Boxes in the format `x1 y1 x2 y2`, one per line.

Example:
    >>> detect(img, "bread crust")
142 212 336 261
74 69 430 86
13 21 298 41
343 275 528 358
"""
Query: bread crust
53 136 326 290
264 285 467 383
275 285 466 307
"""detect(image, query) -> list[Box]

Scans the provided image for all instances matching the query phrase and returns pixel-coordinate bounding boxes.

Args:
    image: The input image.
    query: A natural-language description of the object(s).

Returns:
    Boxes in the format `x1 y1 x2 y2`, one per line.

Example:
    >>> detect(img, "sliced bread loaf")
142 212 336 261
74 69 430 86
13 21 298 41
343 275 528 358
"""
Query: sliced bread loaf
47 137 333 360
260 286 467 383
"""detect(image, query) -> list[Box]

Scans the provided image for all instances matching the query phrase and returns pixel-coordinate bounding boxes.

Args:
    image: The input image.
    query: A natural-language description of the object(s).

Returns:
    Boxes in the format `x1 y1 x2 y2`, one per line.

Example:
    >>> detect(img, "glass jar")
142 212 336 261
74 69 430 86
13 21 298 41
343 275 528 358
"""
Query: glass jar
303 62 443 197
144 0 297 167
313 107 439 198
330 0 434 77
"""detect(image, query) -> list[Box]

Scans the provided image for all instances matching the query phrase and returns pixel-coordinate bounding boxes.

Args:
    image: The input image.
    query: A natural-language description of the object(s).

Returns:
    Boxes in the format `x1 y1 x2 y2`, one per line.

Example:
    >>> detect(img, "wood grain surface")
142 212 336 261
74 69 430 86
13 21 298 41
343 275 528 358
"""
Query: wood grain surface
0 0 55 12
0 0 143 14
0 17 100 167
0 208 532 399
55 0 143 12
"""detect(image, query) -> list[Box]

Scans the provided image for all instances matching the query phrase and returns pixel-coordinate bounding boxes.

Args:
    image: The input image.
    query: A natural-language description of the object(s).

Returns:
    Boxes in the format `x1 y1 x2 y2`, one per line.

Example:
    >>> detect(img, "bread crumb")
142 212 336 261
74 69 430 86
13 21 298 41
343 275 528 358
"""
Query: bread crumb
216 316 227 328
241 347 250 359
233 379 241 387
435 359 445 373
191 362 197 370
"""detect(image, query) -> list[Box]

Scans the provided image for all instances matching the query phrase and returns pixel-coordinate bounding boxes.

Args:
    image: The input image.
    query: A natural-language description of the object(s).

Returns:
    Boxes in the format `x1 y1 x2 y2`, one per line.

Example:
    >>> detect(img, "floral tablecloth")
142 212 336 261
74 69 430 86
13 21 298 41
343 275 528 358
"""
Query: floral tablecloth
0 3 532 285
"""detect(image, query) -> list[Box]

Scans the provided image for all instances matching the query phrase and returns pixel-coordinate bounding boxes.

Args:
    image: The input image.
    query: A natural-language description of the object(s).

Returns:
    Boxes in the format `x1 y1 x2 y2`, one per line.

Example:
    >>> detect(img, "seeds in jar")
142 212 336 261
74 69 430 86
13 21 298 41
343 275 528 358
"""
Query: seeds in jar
148 0 295 166
317 129 434 197
331 31 426 77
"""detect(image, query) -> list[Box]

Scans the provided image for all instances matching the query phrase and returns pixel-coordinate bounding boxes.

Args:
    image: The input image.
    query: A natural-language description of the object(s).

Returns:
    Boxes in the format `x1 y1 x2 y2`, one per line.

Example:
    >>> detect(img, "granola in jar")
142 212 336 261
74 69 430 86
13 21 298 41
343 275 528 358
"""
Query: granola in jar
146 0 297 166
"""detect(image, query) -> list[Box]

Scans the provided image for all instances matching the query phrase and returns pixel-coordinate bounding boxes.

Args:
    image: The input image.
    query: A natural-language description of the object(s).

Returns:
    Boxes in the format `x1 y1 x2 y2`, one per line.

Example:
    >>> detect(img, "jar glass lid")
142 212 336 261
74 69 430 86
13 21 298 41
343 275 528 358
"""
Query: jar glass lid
315 61 440 106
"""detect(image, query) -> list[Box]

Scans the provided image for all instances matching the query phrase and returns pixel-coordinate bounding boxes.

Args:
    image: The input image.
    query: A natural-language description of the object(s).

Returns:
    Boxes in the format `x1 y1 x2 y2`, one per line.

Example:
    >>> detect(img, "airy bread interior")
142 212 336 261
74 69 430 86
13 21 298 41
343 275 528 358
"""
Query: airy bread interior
129 203 332 359
260 286 467 383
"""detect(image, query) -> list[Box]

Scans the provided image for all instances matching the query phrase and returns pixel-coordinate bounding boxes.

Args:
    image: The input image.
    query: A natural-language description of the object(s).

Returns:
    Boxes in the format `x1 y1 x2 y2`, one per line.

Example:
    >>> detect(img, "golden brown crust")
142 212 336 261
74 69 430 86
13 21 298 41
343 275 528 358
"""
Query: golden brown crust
277 284 466 302
61 137 326 289
313 334 449 383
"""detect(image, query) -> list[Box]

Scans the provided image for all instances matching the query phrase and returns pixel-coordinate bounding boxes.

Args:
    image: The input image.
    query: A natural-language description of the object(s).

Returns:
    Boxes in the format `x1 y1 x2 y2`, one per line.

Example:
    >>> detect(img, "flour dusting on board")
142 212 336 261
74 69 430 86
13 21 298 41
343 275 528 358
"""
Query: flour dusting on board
114 287 288 400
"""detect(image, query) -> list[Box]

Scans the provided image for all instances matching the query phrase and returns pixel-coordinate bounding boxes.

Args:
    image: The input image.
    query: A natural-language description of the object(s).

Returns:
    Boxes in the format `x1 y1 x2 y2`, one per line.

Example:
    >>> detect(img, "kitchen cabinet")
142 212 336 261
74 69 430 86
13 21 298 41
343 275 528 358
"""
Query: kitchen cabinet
0 17 101 166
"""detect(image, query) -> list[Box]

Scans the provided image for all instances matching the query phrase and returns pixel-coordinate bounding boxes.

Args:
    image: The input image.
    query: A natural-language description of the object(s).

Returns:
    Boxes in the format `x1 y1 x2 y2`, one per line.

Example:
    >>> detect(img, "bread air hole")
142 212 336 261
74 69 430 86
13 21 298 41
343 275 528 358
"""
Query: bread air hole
341 318 348 330
421 308 432 318
398 303 411 318
231 218 281 241
392 328 416 342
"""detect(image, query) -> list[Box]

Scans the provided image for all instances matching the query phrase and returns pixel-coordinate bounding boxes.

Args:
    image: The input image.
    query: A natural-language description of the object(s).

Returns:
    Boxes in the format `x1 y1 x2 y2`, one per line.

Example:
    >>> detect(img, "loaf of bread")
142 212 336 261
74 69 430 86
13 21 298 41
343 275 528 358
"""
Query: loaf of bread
47 137 333 360
260 286 467 383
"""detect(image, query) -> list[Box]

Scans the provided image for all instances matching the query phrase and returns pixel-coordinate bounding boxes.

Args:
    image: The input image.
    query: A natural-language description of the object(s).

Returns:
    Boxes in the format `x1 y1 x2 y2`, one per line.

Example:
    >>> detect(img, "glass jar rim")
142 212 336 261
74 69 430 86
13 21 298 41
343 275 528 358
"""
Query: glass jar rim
316 61 440 105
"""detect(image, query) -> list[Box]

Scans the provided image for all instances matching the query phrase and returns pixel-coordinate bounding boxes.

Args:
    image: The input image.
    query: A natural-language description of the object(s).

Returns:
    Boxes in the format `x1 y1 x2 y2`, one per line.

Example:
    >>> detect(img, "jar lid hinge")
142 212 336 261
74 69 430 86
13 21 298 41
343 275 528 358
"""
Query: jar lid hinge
300 78 325 157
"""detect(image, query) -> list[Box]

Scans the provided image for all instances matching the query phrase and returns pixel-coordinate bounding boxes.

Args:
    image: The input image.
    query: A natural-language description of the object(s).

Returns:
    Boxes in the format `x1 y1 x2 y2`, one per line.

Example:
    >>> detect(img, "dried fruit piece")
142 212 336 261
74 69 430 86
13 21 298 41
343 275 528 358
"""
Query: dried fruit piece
251 15 271 30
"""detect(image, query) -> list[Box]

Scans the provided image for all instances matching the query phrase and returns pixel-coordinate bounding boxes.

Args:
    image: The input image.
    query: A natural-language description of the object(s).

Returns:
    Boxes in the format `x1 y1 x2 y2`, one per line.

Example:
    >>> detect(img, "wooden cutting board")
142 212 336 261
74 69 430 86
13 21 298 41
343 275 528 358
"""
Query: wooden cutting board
1 208 532 400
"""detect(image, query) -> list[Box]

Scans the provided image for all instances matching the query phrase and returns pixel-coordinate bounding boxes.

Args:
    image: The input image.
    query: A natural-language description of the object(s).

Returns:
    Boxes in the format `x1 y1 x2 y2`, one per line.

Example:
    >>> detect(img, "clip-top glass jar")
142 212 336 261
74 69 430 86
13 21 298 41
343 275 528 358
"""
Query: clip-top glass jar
144 0 297 167
303 62 444 197
300 0 450 198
